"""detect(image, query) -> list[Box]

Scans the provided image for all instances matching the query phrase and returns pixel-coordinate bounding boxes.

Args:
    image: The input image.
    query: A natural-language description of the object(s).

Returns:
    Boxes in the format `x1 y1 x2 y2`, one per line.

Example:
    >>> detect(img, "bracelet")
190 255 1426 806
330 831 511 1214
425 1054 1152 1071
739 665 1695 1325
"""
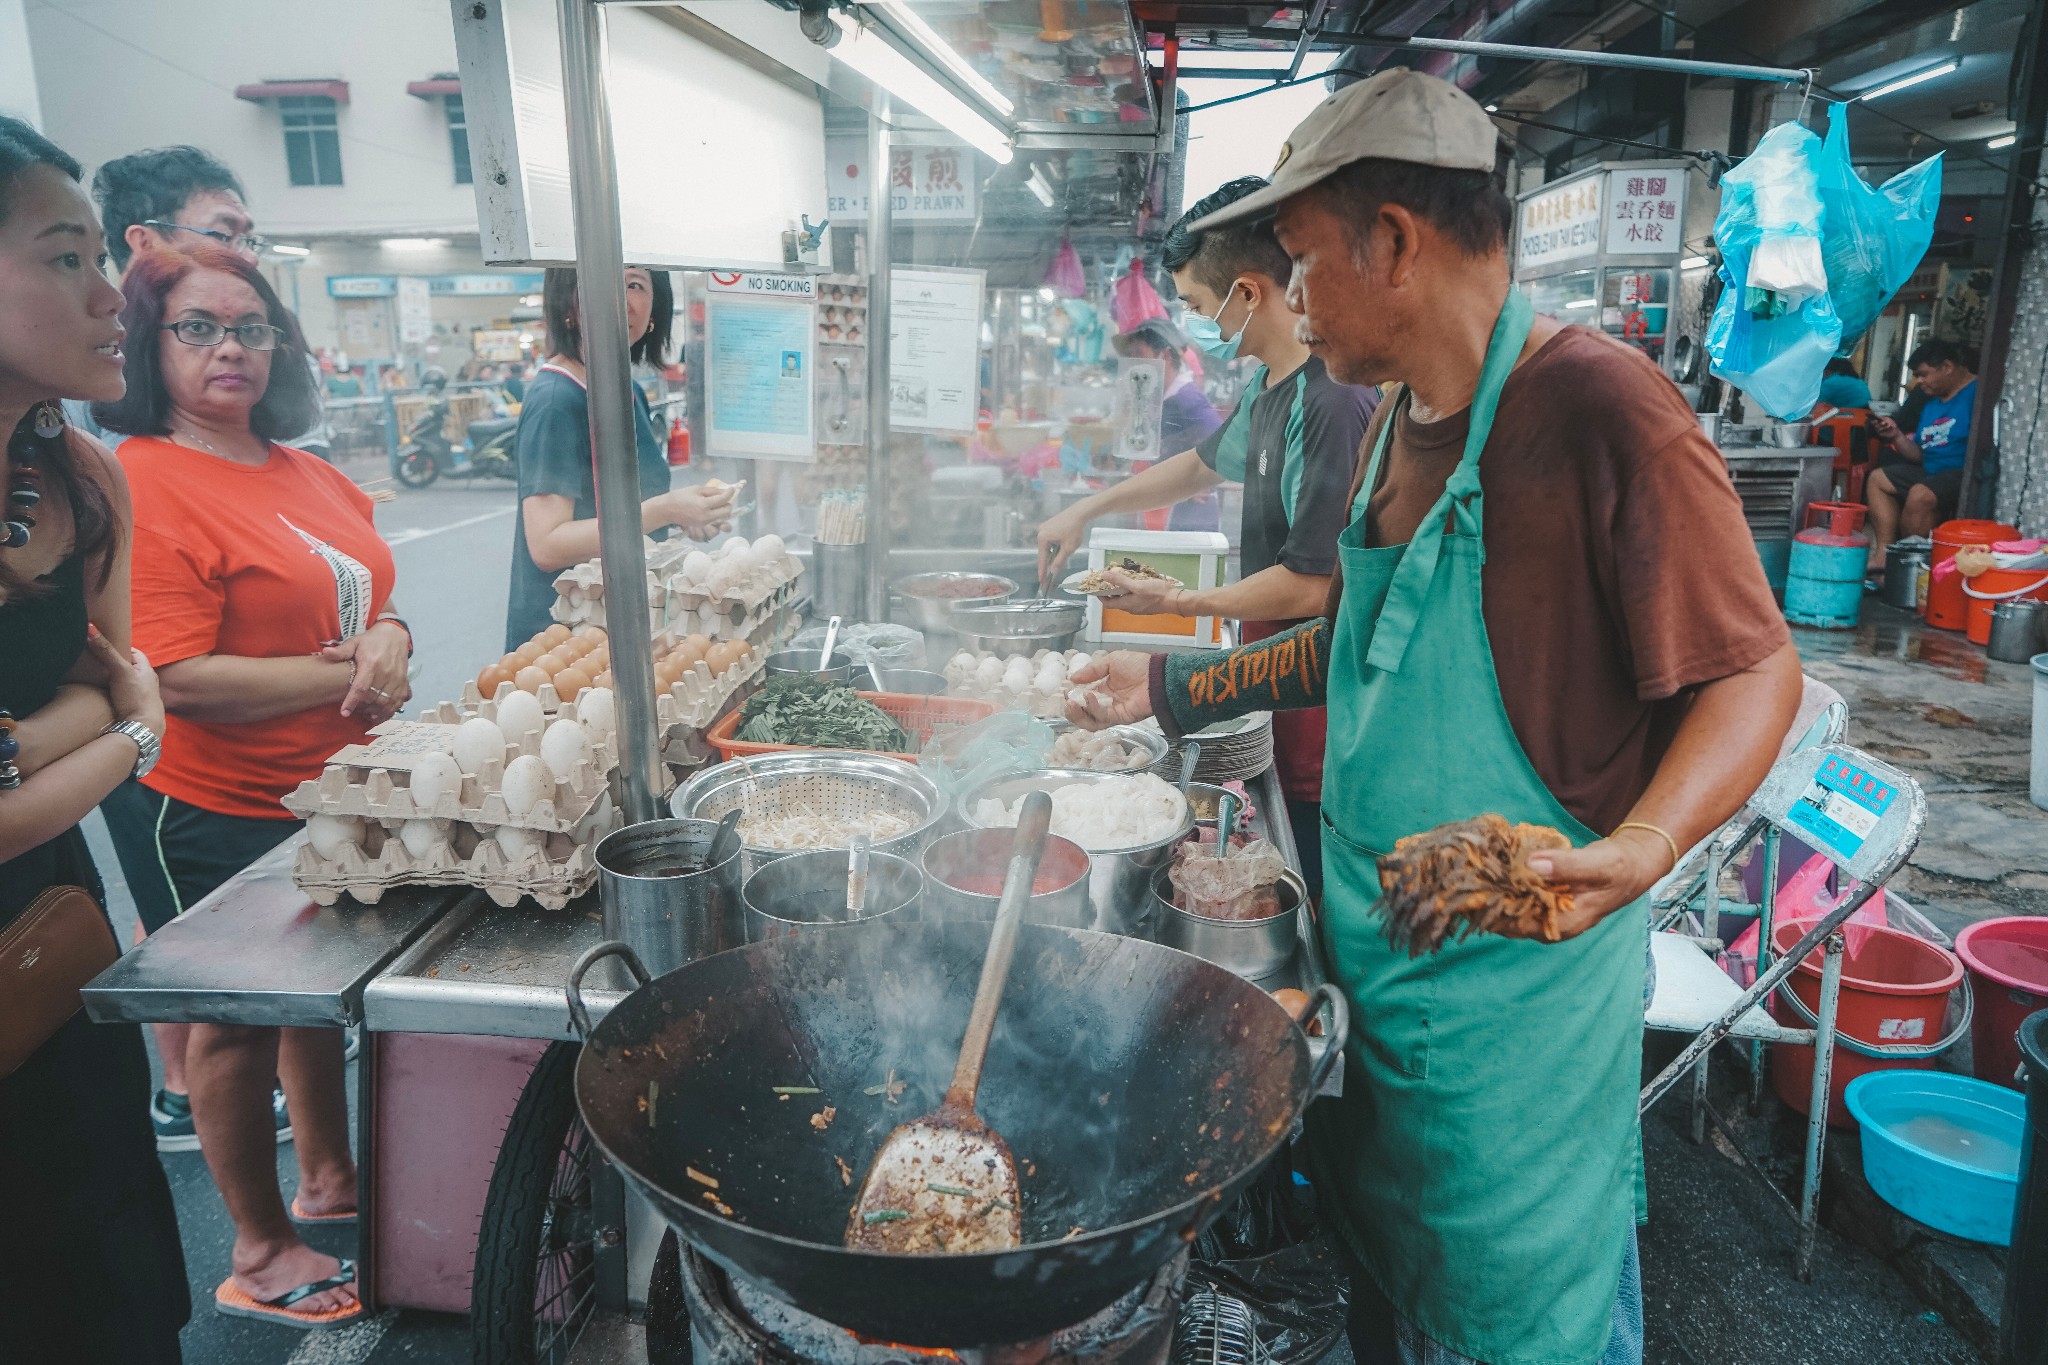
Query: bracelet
374 613 414 657
0 710 18 790
1614 820 1681 872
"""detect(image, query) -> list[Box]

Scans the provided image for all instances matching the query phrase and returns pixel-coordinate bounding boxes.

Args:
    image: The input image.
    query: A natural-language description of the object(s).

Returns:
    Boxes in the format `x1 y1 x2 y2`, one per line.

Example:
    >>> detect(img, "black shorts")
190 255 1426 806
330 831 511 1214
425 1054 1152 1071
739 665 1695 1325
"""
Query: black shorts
1877 461 1964 513
99 780 300 934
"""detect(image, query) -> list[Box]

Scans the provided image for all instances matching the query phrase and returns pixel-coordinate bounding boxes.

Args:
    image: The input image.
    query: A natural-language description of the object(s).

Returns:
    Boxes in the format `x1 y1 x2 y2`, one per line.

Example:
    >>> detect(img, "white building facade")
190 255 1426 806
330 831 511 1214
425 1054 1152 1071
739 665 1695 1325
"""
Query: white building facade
19 0 525 370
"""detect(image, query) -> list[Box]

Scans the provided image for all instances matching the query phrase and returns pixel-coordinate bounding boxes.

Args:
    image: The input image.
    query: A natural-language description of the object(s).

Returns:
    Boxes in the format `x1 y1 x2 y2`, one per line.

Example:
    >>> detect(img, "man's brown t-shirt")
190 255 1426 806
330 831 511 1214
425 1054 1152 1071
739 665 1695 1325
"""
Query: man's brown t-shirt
1329 325 1789 834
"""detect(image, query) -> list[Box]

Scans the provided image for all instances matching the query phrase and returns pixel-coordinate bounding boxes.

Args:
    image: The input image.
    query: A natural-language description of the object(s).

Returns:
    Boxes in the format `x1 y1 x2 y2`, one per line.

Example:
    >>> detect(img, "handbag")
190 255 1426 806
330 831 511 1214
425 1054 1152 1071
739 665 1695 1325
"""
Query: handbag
0 884 120 1078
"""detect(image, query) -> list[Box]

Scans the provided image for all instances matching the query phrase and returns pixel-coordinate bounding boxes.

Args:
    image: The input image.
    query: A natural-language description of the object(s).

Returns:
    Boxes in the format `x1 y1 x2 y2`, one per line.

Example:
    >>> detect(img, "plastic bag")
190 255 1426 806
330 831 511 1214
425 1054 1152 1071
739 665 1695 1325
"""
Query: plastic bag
1706 121 1841 419
1170 838 1290 921
1817 102 1941 351
1044 232 1085 298
1111 256 1170 334
917 711 1052 801
790 622 927 669
1185 1160 1350 1364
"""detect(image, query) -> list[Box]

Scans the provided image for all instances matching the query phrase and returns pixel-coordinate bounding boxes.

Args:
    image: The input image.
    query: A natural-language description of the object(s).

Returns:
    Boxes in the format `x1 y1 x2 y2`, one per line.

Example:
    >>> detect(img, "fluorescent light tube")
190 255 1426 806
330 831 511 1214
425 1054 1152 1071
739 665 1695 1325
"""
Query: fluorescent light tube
269 243 312 257
1859 60 1957 101
1026 167 1055 207
1988 133 2017 149
1681 255 1710 270
866 0 1014 118
1564 298 1597 309
829 12 1013 164
382 237 448 251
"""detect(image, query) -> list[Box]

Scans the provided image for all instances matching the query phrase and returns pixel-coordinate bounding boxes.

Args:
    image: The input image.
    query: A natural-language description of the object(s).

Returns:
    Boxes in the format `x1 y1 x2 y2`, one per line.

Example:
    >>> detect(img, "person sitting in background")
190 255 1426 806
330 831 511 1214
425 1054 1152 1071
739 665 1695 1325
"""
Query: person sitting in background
0 112 190 1365
1817 357 1871 410
1864 339 1977 582
326 364 363 399
1110 318 1224 531
507 266 734 648
95 245 407 1330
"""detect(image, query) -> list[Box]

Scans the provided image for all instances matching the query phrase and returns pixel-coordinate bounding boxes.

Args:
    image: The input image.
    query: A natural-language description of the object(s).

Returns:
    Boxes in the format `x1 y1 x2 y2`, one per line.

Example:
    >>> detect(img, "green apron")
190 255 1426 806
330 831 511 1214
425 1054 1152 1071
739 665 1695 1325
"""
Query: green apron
1310 289 1646 1365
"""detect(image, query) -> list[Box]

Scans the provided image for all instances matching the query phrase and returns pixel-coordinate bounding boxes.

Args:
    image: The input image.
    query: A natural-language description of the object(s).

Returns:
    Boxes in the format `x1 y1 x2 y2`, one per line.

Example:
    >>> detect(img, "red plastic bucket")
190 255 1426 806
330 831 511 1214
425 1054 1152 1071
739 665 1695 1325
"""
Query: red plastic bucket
1928 520 2019 630
1770 918 1963 1127
1955 917 2048 1089
1962 566 2048 646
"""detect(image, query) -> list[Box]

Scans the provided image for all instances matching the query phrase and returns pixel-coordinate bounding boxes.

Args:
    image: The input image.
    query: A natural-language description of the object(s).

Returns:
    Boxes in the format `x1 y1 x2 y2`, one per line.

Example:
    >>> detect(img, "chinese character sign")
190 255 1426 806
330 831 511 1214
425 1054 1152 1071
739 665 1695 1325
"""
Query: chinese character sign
1604 169 1686 256
824 139 979 222
1515 173 1603 270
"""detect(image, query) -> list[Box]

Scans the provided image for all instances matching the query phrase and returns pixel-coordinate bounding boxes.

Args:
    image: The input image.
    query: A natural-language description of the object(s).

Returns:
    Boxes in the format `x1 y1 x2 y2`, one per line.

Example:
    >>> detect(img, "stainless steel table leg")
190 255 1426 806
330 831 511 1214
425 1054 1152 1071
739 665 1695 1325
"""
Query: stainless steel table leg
1796 930 1846 1282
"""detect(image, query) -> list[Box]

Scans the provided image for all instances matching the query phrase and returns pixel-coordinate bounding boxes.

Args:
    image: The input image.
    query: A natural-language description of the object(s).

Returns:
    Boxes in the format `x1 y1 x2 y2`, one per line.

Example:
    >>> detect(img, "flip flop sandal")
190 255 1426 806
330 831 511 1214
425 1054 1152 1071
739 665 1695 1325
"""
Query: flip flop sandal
214 1258 364 1329
289 1195 358 1226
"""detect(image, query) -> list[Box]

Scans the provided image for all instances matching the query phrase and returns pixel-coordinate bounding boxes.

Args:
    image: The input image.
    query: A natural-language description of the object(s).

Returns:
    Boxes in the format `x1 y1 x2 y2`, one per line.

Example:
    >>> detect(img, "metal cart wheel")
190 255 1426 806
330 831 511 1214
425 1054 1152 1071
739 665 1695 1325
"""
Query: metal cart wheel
472 1042 599 1365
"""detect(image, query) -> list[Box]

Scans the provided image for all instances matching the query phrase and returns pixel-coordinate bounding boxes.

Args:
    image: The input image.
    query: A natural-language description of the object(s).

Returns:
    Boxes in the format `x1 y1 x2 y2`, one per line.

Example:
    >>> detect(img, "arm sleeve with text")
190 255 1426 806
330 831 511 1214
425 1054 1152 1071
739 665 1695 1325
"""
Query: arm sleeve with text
1148 617 1332 737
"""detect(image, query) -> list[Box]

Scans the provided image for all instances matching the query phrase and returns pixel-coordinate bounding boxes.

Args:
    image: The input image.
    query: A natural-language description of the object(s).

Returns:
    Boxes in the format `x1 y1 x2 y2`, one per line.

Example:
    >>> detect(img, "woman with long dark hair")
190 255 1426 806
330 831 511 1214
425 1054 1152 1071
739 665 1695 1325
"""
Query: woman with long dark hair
0 115 189 1365
96 243 405 1330
506 265 733 647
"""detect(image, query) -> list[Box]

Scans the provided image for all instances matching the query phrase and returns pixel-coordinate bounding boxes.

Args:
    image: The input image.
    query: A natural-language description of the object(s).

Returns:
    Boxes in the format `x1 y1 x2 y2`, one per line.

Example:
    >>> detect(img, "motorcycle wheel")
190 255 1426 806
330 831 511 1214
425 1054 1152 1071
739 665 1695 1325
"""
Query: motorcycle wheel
395 447 439 488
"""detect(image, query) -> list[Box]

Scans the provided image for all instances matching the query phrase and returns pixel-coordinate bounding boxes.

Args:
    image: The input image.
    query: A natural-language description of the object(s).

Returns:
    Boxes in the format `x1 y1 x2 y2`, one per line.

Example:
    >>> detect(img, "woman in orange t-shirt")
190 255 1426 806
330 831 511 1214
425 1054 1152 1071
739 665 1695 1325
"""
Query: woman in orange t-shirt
96 246 402 1330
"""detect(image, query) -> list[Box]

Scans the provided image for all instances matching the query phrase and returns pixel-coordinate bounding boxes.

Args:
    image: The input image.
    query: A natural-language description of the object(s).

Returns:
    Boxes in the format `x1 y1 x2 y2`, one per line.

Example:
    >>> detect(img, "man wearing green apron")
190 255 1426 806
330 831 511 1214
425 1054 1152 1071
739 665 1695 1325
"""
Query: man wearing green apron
1069 69 1801 1365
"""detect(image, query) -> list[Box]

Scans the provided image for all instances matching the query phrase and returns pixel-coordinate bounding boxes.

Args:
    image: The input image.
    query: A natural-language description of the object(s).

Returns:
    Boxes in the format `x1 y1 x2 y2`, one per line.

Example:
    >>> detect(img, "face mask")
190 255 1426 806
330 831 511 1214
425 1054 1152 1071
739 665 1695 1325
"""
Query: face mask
1184 284 1250 361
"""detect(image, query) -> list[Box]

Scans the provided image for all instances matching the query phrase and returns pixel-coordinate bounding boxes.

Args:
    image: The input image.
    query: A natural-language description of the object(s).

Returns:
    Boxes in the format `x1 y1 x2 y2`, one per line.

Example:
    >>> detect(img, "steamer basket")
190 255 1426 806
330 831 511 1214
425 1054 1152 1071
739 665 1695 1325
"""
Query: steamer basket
672 752 948 881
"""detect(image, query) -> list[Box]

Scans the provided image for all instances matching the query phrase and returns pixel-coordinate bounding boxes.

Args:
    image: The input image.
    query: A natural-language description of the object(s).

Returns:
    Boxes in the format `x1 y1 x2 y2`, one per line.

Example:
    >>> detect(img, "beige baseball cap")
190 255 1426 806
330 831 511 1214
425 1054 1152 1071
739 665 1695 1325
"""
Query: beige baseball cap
1189 68 1499 232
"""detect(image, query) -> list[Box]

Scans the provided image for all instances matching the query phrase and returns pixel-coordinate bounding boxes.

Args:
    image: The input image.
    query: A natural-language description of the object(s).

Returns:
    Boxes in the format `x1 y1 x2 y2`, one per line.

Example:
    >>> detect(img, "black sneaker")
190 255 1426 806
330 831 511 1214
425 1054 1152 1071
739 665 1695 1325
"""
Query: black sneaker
152 1088 294 1153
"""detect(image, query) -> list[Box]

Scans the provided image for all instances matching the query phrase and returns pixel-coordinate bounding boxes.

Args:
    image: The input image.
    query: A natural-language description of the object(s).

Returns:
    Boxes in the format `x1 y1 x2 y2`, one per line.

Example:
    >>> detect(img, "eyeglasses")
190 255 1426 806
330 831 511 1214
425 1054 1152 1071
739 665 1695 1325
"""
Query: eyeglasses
161 319 287 351
142 220 271 256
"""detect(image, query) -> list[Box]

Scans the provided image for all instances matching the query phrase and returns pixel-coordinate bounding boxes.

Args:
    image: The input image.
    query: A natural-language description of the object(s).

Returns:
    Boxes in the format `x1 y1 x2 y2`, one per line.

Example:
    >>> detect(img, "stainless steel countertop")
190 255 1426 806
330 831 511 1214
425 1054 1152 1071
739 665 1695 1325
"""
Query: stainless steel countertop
82 838 463 1028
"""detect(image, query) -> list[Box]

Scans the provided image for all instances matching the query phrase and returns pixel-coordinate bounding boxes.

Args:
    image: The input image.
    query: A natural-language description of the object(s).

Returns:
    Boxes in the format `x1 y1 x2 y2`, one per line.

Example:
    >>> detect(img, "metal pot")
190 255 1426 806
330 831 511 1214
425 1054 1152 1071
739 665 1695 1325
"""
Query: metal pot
764 647 856 684
595 818 744 976
889 572 1017 636
1768 421 1815 448
1153 864 1305 981
741 849 923 941
921 827 1093 928
1990 600 2048 665
873 668 949 695
1884 538 1931 611
948 599 1086 659
959 768 1193 936
672 752 949 882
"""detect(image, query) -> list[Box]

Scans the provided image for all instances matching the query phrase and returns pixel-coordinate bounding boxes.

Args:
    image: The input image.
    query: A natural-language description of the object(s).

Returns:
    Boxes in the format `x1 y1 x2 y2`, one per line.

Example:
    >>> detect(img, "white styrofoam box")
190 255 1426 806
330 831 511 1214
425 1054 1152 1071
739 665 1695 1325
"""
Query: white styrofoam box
1080 528 1232 648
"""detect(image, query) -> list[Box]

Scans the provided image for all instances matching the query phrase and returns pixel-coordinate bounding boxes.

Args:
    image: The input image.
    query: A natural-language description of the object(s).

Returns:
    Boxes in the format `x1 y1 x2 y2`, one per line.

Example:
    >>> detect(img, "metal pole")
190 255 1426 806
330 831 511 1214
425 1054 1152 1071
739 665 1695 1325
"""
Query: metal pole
558 0 663 826
1249 26 1808 84
863 111 895 623
1797 930 1846 1281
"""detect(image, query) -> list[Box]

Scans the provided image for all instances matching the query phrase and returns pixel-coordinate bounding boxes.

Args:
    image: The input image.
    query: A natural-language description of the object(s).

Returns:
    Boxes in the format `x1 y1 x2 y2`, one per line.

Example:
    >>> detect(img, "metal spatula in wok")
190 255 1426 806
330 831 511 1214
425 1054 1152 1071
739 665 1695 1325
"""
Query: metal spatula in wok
846 789 1054 1254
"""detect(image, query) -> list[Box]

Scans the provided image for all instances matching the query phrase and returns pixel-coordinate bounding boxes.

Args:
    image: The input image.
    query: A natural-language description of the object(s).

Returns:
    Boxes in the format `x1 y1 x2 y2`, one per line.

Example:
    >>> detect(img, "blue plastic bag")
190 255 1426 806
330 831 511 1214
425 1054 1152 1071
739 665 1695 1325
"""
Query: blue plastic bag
1816 101 1941 351
1707 121 1841 419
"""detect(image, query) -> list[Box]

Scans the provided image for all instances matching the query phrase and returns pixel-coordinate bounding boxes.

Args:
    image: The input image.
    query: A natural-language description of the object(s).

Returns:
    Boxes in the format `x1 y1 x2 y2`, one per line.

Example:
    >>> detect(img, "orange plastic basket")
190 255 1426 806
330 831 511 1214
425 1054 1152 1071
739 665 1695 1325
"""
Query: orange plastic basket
705 690 999 764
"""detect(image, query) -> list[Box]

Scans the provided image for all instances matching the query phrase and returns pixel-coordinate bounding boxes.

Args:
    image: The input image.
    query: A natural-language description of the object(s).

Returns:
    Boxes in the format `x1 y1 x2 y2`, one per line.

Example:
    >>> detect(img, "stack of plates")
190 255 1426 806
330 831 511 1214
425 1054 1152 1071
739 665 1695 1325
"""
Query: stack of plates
1141 712 1274 785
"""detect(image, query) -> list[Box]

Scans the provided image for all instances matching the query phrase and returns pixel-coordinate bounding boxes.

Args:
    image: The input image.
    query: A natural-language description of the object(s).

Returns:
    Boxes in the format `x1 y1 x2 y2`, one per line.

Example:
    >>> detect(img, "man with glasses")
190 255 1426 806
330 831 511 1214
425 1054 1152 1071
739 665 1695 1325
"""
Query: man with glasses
76 145 331 460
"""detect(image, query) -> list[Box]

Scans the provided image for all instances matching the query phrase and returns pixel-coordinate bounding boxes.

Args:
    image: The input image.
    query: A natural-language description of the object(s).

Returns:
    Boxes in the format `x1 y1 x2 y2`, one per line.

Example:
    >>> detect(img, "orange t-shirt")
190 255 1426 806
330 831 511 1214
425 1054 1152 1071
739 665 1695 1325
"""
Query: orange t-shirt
121 437 396 819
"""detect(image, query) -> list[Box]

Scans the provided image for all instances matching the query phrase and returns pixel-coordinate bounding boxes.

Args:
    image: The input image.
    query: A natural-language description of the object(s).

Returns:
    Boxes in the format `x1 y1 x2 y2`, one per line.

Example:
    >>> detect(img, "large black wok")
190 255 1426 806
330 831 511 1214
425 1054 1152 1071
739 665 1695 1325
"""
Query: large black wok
565 920 1343 1346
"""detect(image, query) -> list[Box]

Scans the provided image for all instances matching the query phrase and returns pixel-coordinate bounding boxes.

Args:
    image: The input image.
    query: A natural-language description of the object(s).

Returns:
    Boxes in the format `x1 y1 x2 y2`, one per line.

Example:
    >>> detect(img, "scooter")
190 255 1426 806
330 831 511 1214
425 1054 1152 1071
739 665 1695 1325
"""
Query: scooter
392 396 519 488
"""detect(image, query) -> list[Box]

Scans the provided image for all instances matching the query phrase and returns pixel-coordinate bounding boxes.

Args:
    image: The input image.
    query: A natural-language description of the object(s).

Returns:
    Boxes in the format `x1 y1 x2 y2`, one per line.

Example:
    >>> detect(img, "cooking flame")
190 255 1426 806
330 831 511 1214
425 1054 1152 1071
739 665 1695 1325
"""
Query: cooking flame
846 1332 962 1359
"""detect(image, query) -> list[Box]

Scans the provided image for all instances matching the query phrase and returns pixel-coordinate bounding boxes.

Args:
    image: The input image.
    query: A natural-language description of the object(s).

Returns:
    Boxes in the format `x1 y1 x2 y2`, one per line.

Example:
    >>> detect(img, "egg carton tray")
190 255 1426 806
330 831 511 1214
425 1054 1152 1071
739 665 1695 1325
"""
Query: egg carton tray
941 647 1103 719
292 822 603 911
663 554 803 617
552 559 664 634
283 691 616 835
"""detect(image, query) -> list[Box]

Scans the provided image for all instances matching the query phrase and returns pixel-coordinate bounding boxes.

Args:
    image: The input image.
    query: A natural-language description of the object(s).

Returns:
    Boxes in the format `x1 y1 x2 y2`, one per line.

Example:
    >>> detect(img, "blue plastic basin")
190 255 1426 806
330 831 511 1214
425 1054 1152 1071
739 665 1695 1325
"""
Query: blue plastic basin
1844 1070 2025 1244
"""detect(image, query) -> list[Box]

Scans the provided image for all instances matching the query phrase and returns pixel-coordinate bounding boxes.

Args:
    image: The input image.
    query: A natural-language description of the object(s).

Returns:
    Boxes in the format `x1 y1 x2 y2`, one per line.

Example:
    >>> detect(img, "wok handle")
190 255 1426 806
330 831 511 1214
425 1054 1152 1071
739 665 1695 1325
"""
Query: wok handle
944 789 1053 1111
565 940 652 1041
1305 982 1349 1095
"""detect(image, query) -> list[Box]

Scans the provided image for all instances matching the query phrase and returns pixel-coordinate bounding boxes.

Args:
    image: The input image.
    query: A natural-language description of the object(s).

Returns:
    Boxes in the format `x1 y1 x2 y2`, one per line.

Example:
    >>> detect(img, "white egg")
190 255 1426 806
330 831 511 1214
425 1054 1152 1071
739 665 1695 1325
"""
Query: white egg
540 718 592 781
572 792 616 845
681 549 714 586
452 717 506 774
754 534 786 563
718 536 751 559
973 656 1005 687
493 825 542 862
493 690 546 746
501 754 553 818
409 751 462 809
306 813 362 861
398 819 441 859
576 687 616 737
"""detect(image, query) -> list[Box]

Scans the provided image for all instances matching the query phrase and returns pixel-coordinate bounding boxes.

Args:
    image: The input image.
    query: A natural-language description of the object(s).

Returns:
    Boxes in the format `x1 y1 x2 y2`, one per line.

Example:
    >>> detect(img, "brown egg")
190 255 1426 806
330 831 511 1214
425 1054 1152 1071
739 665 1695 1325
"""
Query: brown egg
705 641 743 675
533 652 567 677
673 634 711 668
654 661 681 690
512 643 544 666
575 624 608 642
515 665 551 694
477 664 512 699
553 667 590 701
1268 987 1321 1035
541 623 572 646
560 637 593 660
594 670 613 689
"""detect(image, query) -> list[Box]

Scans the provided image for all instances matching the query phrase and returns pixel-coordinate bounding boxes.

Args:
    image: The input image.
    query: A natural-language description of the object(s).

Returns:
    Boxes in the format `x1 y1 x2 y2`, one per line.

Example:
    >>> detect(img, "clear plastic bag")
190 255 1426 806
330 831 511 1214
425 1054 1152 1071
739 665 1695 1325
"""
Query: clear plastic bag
1170 839 1290 921
791 622 927 669
917 711 1053 800
1817 102 1941 351
1706 120 1841 419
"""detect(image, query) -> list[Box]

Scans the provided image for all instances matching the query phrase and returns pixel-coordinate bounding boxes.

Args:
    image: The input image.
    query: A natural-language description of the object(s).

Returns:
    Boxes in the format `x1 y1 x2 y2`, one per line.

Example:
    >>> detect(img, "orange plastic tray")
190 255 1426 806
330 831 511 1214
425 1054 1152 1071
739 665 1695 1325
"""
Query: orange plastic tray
705 690 998 764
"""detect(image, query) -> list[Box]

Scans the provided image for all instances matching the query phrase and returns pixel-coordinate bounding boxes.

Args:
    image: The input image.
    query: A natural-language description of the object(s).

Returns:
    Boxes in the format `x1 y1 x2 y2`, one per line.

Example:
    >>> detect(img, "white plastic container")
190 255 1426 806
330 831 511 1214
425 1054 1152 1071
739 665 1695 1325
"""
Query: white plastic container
1080 528 1231 648
2033 652 2048 812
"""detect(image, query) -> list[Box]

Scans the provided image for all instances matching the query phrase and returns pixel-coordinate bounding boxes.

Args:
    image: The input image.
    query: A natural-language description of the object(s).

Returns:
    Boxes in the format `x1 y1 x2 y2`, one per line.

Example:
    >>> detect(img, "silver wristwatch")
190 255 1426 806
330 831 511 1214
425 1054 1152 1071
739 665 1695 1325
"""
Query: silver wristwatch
105 720 161 779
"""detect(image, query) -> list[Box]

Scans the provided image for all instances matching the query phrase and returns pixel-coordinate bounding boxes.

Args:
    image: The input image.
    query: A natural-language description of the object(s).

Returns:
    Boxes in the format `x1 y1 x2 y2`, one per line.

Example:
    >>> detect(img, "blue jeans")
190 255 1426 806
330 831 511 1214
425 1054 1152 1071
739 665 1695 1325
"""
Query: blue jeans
1347 1224 1644 1365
